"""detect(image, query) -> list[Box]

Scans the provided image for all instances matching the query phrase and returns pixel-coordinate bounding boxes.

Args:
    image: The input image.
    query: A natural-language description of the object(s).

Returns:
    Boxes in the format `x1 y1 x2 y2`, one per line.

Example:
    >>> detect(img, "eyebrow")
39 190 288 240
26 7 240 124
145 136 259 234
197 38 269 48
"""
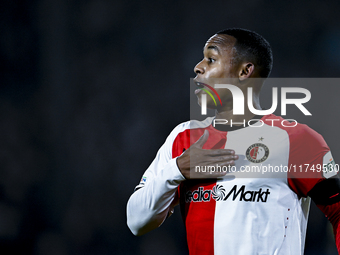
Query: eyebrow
205 45 221 54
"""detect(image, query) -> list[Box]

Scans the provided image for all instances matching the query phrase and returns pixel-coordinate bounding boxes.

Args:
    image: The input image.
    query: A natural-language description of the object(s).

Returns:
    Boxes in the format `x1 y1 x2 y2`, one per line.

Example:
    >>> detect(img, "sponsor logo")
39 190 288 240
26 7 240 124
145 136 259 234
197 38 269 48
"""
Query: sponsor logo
140 176 147 184
323 151 337 178
185 185 270 203
246 143 269 163
212 184 226 201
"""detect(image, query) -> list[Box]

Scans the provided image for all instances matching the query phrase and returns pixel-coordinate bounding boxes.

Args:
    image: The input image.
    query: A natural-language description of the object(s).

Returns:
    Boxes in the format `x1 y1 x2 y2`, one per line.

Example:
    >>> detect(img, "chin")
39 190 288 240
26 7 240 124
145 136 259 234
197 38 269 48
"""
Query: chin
196 97 201 106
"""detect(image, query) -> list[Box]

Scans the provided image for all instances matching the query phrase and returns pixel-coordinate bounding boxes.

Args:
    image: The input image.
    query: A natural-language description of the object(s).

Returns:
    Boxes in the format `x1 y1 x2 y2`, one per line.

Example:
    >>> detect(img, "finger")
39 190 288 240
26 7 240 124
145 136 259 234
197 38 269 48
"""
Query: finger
194 130 209 148
191 170 228 179
210 156 238 163
207 149 236 156
196 154 236 164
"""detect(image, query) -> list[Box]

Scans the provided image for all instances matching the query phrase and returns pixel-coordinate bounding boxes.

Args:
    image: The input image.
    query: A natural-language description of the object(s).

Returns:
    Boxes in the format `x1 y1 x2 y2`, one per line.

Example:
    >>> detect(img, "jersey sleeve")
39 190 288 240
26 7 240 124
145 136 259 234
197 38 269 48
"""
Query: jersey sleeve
287 124 336 197
126 123 187 236
286 124 340 251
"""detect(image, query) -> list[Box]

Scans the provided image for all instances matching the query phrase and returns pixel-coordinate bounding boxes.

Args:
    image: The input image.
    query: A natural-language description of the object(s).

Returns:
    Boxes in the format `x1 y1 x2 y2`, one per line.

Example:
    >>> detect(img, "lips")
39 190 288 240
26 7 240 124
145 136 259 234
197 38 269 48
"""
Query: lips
194 80 205 95
193 80 223 106
194 80 206 88
194 80 208 95
194 89 202 95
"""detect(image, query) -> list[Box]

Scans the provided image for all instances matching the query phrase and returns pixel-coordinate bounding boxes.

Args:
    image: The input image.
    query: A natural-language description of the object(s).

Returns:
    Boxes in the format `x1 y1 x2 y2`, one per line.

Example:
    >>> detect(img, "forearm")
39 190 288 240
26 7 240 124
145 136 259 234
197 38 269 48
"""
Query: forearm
126 158 185 236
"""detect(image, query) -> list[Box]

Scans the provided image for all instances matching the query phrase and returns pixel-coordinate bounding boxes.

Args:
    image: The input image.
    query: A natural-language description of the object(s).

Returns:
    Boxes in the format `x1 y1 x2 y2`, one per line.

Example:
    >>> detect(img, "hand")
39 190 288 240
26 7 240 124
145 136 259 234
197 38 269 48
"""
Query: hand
176 130 238 179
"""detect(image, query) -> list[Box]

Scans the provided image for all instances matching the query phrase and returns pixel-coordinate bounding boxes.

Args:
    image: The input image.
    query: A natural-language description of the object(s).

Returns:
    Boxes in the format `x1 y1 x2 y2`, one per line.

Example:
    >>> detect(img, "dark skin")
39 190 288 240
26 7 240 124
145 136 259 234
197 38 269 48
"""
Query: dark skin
176 34 264 179
128 34 267 232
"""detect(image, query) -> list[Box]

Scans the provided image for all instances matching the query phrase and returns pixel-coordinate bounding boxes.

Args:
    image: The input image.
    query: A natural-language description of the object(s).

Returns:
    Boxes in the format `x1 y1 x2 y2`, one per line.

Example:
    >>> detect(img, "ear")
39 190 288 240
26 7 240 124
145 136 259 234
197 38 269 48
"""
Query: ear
239 63 255 81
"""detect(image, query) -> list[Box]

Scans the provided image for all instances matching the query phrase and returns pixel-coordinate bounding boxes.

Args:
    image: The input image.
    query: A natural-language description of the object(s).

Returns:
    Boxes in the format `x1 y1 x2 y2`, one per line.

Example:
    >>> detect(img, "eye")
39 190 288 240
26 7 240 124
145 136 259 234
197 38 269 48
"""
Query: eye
208 57 215 64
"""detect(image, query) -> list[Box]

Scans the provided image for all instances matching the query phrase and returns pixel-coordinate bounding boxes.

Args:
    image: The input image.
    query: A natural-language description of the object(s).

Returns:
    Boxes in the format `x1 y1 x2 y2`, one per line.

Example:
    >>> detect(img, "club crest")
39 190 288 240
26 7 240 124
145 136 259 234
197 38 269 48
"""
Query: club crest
246 143 269 163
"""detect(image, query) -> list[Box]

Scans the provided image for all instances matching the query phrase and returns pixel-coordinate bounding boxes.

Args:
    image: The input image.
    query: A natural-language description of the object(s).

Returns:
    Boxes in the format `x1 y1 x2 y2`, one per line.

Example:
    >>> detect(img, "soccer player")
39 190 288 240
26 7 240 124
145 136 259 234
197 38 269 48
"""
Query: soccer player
126 28 340 254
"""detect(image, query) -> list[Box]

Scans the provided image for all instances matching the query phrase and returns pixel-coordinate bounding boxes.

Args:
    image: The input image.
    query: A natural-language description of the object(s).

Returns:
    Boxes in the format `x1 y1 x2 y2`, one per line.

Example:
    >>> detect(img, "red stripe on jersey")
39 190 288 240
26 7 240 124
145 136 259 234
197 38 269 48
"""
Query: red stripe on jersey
182 180 217 255
172 125 228 255
262 115 330 197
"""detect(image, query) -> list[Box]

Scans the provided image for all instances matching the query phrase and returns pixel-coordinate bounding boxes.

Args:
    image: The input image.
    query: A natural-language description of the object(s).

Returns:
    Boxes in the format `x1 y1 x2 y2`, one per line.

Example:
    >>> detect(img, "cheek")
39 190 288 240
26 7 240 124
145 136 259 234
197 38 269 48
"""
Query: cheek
205 66 226 78
221 64 234 77
207 63 233 79
211 70 225 78
215 88 232 101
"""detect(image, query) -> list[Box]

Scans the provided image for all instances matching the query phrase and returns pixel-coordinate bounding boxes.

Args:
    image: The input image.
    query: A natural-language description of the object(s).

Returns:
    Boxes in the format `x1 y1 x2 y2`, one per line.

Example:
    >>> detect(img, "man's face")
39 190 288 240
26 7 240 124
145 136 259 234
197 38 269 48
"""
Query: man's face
194 34 239 109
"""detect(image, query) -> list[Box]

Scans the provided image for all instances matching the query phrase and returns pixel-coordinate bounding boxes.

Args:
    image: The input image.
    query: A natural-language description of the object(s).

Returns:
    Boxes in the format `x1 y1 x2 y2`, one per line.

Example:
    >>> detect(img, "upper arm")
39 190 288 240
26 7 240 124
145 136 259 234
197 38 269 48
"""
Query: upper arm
287 125 337 197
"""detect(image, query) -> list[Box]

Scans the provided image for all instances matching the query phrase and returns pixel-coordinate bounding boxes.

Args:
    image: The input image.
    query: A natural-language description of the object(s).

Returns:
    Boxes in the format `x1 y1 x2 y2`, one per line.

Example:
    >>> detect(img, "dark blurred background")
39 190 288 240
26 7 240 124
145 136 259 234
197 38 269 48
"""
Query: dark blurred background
1 0 340 254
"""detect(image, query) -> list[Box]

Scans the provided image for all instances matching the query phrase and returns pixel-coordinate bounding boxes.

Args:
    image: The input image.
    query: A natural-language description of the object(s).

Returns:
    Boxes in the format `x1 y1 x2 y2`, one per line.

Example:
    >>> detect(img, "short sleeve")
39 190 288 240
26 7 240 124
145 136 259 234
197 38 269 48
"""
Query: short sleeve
287 124 335 197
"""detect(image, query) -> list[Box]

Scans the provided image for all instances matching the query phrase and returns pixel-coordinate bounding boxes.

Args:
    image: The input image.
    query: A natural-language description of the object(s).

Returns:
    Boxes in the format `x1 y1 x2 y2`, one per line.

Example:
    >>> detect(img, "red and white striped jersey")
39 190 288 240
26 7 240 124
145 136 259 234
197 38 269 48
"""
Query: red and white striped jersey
127 114 337 255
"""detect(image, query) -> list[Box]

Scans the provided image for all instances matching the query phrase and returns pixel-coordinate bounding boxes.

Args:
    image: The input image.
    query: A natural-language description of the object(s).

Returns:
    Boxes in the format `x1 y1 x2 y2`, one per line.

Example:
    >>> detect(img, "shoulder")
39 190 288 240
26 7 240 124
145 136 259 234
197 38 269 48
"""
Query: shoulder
168 117 213 158
262 114 325 145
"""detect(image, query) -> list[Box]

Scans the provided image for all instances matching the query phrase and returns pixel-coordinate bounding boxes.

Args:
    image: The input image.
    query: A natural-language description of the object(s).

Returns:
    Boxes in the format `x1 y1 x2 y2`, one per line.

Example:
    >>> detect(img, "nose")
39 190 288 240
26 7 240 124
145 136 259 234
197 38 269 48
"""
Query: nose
194 60 204 75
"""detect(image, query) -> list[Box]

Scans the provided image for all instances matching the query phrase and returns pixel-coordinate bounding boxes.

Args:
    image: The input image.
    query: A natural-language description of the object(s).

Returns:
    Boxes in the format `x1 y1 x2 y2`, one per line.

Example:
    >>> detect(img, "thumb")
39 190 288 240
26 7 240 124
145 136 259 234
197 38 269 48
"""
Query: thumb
195 130 209 148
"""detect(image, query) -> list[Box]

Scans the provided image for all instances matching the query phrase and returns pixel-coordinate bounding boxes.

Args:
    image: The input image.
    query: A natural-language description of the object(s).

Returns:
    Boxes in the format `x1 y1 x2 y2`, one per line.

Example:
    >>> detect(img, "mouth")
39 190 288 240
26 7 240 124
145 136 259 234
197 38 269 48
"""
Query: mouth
194 80 211 95
194 80 206 88
194 81 203 95
193 80 223 106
